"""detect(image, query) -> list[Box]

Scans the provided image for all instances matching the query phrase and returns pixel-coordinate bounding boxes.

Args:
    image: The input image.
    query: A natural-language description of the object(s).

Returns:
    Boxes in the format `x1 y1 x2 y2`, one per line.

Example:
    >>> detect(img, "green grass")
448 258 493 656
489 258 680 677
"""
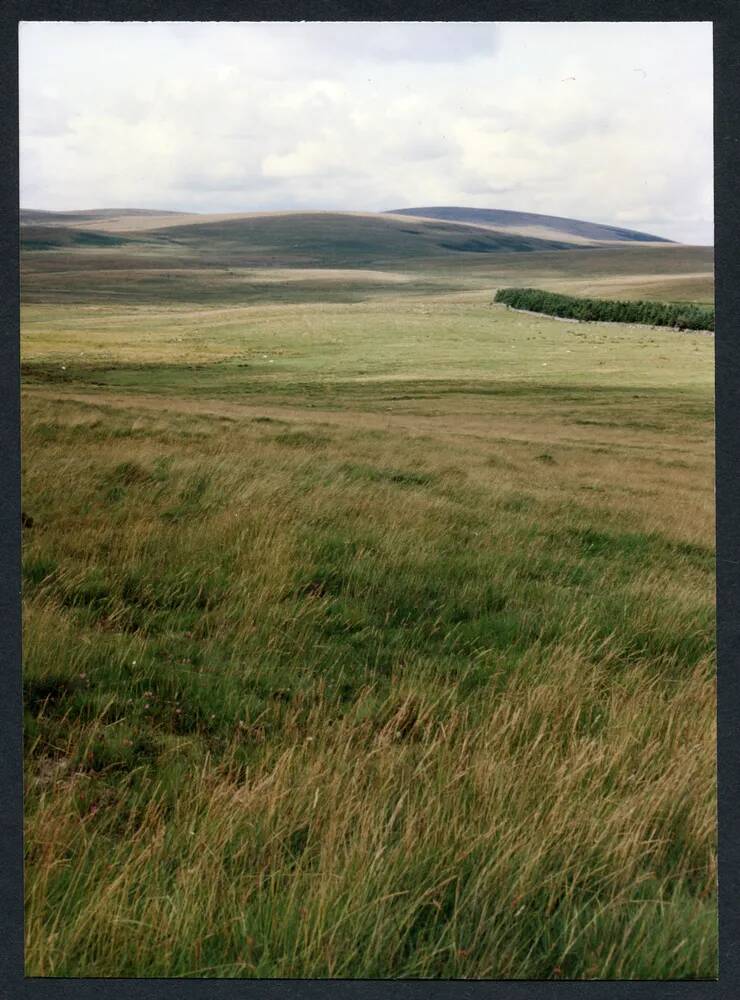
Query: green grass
21 233 716 979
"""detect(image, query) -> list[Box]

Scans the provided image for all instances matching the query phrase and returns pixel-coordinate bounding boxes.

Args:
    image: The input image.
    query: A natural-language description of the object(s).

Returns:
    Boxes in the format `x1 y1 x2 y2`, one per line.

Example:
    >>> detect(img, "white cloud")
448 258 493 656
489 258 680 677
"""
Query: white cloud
19 20 713 242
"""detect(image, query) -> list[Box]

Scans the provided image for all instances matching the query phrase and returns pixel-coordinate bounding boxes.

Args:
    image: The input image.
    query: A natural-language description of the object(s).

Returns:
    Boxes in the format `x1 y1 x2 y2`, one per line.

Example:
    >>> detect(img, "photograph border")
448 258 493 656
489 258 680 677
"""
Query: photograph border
2 2 737 997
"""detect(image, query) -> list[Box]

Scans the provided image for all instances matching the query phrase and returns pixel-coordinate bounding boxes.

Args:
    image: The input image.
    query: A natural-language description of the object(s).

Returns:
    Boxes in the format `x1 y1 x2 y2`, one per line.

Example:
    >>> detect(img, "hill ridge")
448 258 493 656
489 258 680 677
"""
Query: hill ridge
385 206 674 245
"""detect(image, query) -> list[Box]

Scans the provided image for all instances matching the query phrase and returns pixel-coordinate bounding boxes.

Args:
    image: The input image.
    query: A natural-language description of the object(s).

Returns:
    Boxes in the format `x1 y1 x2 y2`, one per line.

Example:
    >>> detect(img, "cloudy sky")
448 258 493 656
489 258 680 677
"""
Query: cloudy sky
20 21 713 243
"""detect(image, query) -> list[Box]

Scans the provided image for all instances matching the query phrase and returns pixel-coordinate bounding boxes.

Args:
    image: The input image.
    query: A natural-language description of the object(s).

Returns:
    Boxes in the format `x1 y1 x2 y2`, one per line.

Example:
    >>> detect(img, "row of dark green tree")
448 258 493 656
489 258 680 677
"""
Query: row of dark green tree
494 287 714 331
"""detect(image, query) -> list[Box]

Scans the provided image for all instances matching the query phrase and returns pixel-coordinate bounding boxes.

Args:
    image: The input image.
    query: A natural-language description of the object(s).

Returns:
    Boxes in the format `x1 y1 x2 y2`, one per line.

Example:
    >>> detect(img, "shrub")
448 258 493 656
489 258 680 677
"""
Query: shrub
494 288 714 331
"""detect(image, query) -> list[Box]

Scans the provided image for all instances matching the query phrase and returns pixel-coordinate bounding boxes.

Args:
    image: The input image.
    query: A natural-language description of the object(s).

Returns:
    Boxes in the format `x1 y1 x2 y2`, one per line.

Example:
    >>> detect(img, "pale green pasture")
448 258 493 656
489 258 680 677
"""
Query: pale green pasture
22 291 713 392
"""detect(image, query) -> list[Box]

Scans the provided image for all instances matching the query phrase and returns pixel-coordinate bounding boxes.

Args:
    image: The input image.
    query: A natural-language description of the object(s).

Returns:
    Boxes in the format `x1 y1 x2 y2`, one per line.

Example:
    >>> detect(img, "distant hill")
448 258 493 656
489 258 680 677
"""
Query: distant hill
20 210 588 267
20 208 184 227
20 207 685 271
155 212 584 262
21 206 676 247
385 207 674 245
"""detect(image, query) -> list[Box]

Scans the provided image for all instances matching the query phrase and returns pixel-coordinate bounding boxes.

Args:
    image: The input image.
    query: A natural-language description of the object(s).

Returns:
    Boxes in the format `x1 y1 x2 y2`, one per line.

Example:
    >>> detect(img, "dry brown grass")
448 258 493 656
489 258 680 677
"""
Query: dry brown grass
22 373 715 978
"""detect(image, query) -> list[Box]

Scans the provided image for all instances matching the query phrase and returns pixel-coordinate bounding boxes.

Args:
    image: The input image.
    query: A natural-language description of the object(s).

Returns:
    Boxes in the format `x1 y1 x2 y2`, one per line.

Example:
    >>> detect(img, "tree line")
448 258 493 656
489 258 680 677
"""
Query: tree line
494 287 714 331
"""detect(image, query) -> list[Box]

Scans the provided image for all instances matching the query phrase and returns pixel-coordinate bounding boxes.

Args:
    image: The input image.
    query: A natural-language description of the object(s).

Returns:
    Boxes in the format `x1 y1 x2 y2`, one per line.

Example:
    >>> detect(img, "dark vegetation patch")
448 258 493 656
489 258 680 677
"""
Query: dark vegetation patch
24 553 231 638
494 288 714 331
99 460 166 503
24 674 82 714
441 234 575 254
551 526 714 572
272 430 331 449
500 493 536 513
23 555 59 589
160 472 213 522
21 226 132 251
283 514 714 701
290 530 520 678
340 464 434 488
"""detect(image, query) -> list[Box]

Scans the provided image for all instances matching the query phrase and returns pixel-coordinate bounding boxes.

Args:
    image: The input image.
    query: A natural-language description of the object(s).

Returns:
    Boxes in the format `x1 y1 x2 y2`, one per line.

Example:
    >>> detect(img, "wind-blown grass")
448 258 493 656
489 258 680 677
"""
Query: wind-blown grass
22 372 716 978
21 238 715 978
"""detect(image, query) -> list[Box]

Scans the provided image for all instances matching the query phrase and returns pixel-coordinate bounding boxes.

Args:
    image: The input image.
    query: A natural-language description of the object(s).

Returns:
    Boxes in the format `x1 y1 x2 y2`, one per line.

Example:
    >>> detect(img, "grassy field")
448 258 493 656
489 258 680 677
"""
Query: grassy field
21 227 716 979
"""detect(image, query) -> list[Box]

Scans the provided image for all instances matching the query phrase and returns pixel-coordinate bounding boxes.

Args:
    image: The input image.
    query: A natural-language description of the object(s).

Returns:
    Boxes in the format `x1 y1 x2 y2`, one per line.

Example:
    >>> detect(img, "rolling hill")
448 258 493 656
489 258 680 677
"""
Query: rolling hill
20 206 710 306
385 206 674 245
21 210 590 268
21 206 675 247
20 207 683 271
153 211 586 262
20 208 185 228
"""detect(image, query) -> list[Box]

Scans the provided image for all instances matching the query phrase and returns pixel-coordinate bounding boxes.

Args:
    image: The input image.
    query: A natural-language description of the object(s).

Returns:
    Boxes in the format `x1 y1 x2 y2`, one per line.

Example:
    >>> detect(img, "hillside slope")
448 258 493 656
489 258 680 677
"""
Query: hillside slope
386 207 674 245
21 211 588 268
20 208 186 227
155 212 584 263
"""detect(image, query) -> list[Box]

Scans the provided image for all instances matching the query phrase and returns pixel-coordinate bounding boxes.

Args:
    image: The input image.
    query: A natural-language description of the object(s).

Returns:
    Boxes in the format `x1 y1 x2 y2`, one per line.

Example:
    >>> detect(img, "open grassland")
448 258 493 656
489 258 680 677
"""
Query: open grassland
21 239 714 309
22 240 715 978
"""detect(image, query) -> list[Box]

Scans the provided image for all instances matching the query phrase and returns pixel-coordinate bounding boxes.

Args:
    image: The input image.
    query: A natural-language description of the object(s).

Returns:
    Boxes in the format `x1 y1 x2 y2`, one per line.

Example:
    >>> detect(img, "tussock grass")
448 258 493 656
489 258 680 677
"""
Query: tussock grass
22 371 716 978
25 655 714 979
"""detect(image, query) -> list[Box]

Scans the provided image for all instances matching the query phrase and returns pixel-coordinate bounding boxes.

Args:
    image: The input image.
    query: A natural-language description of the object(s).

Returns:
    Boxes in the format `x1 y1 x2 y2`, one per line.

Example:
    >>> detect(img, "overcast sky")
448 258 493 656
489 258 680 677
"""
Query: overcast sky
20 21 713 243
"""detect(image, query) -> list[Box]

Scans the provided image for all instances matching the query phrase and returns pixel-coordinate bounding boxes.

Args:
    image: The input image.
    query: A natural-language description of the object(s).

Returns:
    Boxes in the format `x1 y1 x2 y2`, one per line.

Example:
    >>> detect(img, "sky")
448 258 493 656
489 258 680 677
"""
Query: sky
19 21 714 244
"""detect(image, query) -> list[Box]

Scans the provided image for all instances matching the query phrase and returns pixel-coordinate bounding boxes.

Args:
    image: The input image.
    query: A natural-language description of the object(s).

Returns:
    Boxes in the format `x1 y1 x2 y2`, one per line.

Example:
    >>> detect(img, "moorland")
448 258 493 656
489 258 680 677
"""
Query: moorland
21 207 716 978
